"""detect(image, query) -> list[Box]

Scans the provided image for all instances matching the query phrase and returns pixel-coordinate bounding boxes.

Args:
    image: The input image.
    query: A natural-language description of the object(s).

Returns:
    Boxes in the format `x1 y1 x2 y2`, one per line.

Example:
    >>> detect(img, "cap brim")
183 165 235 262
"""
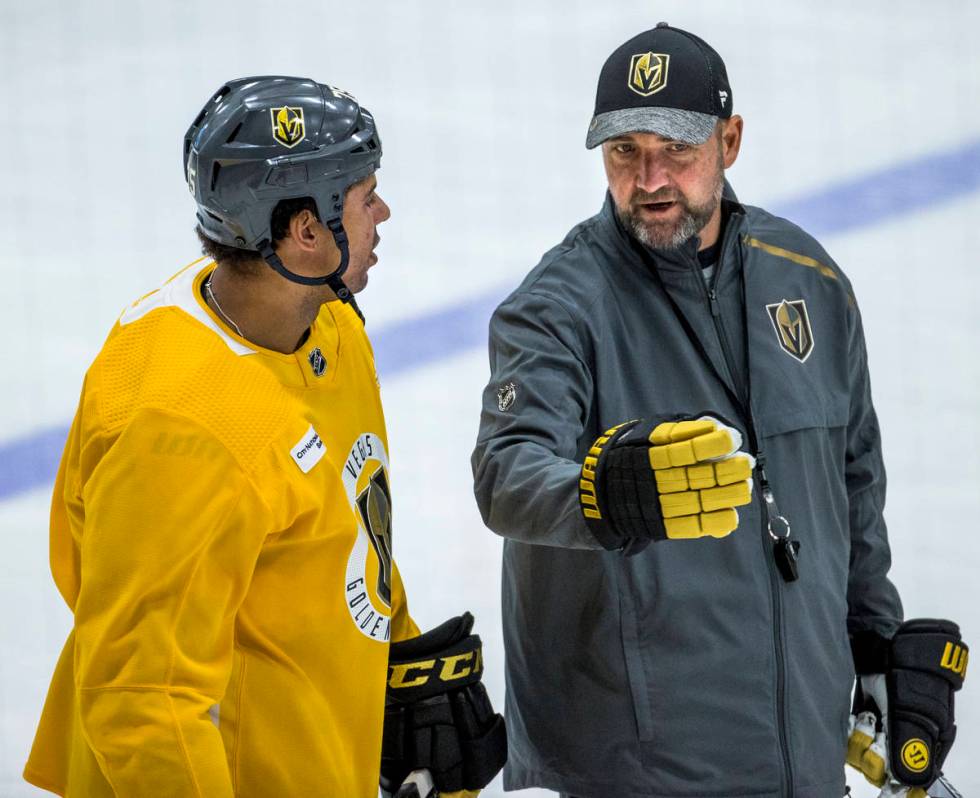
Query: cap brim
586 107 718 149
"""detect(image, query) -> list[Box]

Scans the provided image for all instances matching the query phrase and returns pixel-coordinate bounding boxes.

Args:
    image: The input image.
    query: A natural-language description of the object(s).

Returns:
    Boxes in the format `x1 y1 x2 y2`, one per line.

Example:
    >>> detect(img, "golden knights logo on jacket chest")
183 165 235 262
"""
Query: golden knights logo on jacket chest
766 298 814 363
342 432 393 641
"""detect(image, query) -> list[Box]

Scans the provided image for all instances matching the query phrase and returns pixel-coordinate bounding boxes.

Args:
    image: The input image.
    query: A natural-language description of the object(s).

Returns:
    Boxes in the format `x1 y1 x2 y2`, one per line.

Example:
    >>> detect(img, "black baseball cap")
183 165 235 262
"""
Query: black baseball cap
586 22 733 149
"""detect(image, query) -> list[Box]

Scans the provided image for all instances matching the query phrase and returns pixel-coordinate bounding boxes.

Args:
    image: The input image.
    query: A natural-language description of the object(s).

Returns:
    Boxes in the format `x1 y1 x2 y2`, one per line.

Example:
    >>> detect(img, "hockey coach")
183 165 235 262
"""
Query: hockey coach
472 24 968 798
24 77 505 797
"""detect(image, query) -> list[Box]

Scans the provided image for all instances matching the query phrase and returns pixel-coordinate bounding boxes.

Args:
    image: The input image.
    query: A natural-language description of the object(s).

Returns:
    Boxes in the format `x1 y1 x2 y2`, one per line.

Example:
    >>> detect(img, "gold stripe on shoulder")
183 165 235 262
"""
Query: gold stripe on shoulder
742 235 838 282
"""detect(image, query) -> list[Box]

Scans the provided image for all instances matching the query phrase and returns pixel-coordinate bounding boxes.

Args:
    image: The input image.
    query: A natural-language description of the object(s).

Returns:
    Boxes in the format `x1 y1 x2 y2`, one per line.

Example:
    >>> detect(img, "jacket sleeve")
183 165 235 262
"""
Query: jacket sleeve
73 408 273 797
844 301 903 638
471 290 600 549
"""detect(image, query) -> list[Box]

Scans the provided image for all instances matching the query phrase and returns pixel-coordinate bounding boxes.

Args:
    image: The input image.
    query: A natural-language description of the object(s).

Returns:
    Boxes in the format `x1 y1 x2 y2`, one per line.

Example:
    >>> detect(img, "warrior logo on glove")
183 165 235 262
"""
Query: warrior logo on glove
848 619 969 794
579 415 754 552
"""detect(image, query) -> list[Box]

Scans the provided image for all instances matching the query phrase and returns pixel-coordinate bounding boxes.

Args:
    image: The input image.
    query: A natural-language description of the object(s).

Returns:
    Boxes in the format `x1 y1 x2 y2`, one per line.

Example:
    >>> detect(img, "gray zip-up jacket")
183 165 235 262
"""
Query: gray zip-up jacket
471 192 903 798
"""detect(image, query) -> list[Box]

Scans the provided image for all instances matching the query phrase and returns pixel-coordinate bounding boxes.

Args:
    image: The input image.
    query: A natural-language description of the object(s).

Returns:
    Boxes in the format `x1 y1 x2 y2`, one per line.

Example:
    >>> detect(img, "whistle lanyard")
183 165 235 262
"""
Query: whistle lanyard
628 227 798 578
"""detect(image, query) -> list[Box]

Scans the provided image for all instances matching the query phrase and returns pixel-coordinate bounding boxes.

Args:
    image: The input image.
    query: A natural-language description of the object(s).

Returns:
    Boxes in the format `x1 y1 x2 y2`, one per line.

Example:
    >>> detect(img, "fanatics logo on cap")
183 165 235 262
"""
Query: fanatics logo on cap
628 52 670 97
270 106 305 148
766 299 814 363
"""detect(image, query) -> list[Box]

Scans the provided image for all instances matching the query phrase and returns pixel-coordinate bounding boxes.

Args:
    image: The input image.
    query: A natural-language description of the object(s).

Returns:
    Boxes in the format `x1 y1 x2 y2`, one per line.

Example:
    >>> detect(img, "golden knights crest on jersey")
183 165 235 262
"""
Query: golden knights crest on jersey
766 298 814 363
270 106 305 148
342 432 393 641
356 466 393 606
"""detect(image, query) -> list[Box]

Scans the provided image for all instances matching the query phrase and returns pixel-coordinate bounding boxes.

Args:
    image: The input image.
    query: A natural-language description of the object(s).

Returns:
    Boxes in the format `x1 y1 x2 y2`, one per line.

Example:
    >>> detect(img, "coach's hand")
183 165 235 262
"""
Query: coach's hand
579 415 754 554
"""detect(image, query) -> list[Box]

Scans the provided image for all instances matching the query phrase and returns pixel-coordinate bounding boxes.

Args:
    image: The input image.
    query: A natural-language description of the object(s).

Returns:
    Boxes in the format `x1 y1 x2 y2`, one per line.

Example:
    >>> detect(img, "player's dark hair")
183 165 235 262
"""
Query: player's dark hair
195 196 320 276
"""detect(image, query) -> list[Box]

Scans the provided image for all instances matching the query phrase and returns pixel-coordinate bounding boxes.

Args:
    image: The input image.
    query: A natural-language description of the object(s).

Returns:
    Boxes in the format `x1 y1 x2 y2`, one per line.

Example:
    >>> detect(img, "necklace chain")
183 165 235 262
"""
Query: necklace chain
205 270 245 339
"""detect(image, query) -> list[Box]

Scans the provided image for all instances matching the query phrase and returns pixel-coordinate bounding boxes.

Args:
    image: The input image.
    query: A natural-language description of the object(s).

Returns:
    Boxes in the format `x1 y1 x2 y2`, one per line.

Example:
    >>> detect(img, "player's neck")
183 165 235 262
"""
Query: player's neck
207 264 323 354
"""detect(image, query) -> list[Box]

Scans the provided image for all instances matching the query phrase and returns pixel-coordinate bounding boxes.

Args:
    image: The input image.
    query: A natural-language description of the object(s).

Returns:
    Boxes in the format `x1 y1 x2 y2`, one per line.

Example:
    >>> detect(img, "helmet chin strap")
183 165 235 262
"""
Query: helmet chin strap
257 217 365 323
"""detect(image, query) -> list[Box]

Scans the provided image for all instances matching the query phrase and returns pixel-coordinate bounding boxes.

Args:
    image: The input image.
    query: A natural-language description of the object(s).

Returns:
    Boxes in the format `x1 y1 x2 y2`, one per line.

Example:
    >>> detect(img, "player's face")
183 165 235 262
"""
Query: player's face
338 175 390 294
602 119 739 250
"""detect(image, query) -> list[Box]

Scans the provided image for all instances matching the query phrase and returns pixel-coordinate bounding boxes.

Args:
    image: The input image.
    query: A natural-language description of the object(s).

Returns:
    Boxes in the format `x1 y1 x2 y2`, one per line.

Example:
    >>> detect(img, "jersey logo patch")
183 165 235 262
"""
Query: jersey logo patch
342 432 393 642
308 347 326 377
765 298 814 363
290 425 326 473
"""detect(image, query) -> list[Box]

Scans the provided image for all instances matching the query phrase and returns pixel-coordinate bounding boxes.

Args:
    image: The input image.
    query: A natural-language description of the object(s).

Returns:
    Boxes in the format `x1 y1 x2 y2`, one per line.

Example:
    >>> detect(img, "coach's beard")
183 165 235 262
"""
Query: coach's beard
617 173 724 252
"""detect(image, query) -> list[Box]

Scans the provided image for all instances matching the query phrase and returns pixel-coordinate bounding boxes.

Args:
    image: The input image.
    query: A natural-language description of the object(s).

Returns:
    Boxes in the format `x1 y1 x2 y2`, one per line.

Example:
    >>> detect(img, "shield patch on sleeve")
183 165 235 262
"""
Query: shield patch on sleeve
765 299 814 362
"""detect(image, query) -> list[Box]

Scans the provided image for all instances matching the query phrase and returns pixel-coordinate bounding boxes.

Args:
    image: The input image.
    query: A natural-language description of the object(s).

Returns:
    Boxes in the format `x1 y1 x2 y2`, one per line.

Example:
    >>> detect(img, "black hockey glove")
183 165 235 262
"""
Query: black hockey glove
578 416 754 554
848 619 968 790
381 613 506 796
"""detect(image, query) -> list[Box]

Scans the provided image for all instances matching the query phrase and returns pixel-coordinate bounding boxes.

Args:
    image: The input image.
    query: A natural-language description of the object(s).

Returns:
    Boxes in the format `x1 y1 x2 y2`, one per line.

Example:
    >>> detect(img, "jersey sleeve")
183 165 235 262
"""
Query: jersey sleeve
388 560 419 643
72 407 274 797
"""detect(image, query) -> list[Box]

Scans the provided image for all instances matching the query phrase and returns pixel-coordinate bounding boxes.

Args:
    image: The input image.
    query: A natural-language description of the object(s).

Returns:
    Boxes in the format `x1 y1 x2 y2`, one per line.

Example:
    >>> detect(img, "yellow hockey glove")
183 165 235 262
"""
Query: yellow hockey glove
579 415 754 553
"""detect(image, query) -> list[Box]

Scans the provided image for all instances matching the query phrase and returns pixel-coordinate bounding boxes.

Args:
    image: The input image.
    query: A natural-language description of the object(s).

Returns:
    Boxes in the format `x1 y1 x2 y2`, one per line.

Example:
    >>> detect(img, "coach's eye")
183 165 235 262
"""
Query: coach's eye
614 143 634 154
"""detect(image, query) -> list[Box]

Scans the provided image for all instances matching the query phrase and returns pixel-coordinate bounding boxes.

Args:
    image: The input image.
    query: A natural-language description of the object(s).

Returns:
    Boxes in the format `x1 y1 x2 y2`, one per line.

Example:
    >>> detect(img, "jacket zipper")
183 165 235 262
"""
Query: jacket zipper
690 245 795 798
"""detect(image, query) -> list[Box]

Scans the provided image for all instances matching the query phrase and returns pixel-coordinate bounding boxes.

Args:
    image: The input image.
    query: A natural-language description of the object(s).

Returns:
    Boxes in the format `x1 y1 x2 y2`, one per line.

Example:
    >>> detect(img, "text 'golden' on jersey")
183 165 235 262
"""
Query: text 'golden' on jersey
342 432 394 641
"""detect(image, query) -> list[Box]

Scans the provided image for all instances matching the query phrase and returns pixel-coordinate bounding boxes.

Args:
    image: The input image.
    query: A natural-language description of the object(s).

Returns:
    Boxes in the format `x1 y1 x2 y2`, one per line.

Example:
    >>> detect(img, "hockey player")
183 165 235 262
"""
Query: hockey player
472 24 967 798
24 77 504 797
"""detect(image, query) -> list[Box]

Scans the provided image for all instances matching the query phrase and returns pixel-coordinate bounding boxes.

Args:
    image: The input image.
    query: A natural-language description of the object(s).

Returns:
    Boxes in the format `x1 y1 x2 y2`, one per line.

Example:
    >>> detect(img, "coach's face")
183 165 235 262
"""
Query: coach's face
602 116 742 250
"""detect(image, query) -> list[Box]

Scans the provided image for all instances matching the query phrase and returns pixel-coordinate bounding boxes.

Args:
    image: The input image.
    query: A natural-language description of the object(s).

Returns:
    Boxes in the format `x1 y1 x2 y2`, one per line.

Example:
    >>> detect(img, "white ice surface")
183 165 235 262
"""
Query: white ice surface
3 1 980 796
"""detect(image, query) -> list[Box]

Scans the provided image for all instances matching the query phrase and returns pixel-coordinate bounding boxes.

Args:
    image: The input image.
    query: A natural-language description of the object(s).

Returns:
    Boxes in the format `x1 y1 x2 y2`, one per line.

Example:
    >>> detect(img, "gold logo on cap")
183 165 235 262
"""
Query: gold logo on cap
270 106 305 148
766 299 814 363
628 52 670 97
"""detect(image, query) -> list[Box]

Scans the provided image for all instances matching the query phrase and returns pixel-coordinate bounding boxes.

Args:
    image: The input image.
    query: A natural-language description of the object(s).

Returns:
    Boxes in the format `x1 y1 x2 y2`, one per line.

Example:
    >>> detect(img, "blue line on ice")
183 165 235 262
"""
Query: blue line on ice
2 137 980 501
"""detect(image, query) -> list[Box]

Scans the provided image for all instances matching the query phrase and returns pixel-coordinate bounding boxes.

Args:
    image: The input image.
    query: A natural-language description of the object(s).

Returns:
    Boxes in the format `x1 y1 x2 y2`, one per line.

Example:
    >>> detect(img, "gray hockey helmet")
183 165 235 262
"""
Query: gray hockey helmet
183 76 381 305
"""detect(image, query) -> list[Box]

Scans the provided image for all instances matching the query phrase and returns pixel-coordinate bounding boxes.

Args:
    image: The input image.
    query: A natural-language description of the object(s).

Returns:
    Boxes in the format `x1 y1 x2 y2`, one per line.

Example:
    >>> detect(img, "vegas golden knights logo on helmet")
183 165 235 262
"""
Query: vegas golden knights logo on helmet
356 466 393 606
766 299 814 363
628 52 670 97
270 106 305 148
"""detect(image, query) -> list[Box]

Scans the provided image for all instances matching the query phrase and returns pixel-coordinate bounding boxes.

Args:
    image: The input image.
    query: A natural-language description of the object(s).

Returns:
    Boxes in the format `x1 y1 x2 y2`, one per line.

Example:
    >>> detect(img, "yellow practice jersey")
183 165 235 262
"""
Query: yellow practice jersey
24 258 419 797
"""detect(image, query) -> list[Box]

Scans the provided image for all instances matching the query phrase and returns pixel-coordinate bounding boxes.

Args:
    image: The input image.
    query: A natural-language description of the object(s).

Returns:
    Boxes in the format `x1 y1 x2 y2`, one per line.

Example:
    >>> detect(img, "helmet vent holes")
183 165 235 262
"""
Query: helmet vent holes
205 210 223 223
350 145 366 154
225 122 243 143
210 163 222 191
367 139 378 151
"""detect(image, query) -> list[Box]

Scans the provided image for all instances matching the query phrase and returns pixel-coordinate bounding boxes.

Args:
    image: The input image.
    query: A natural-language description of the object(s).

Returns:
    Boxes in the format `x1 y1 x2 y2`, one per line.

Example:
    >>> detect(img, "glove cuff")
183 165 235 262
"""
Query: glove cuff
579 419 666 553
388 614 484 704
850 629 893 675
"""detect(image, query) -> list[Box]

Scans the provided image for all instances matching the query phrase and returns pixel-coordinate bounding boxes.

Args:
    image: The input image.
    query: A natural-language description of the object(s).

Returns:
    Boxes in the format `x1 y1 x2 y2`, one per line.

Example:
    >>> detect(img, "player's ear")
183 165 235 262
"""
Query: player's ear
287 209 321 253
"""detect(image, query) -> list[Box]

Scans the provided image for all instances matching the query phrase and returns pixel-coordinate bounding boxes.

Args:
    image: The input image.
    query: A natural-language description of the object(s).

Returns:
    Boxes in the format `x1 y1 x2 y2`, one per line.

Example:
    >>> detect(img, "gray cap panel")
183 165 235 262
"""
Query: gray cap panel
585 107 717 149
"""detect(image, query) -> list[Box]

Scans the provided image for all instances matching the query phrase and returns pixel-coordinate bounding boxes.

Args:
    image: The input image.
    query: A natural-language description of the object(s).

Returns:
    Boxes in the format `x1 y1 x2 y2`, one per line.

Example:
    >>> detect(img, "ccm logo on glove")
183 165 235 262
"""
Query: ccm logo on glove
389 649 483 690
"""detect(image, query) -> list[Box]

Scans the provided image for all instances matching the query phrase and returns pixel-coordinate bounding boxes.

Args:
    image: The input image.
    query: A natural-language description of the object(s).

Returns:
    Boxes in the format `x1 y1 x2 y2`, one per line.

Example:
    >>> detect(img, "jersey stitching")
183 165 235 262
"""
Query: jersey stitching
167 691 205 798
231 649 247 794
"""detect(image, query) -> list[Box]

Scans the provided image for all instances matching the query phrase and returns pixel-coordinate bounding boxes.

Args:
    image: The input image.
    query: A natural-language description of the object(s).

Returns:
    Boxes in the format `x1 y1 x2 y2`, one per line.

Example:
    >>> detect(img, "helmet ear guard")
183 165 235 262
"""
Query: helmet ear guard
183 76 381 320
